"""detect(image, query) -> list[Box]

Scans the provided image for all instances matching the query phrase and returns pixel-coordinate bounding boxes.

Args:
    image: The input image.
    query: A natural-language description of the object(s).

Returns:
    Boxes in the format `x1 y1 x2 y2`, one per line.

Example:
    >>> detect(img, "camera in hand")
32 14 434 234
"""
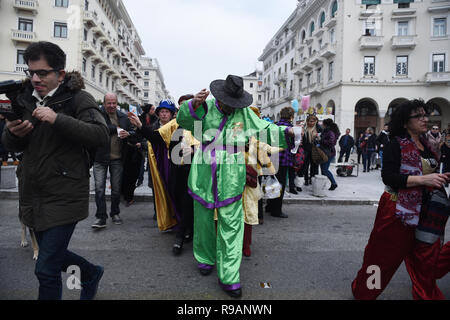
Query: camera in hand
0 80 24 121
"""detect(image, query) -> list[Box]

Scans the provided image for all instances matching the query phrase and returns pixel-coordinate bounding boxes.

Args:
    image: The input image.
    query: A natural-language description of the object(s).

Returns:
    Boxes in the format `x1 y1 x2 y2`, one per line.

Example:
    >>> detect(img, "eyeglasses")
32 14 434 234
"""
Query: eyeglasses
24 69 59 78
408 113 428 121
432 127 439 130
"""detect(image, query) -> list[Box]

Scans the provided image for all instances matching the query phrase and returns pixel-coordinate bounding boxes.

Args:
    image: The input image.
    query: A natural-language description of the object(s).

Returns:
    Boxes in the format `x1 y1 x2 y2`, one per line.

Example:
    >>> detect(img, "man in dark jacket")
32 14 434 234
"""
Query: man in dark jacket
91 93 136 229
1 41 109 300
375 124 389 170
338 128 355 163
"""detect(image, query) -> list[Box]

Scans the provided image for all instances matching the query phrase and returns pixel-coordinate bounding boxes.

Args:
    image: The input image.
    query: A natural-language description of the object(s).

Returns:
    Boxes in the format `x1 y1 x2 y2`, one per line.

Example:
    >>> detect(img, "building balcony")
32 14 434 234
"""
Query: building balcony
13 0 38 15
277 73 288 83
359 36 384 50
305 36 314 45
309 83 323 95
319 43 336 58
392 8 416 16
310 53 323 66
81 41 96 56
425 72 450 84
293 64 304 76
313 27 325 38
15 64 28 73
282 91 295 101
360 8 382 18
324 17 337 29
11 29 37 44
92 26 106 39
297 41 306 52
300 58 313 73
83 11 98 28
391 35 417 49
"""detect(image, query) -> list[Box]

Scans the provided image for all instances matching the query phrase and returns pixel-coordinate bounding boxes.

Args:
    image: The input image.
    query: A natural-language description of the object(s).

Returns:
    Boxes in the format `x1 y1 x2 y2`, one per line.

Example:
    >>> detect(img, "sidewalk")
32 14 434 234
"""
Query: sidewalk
0 161 385 206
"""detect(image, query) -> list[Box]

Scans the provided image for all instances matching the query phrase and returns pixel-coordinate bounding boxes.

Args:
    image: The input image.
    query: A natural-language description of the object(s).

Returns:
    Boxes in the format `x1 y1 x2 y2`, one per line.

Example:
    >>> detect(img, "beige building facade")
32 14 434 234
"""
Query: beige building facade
0 0 171 106
242 70 263 109
258 0 450 135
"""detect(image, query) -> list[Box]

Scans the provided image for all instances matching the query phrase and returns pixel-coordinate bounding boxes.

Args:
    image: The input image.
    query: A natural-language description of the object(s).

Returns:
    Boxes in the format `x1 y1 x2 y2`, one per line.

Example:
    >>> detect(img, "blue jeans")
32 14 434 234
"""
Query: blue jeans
320 157 337 186
34 223 96 300
379 150 384 170
362 149 375 171
94 160 123 219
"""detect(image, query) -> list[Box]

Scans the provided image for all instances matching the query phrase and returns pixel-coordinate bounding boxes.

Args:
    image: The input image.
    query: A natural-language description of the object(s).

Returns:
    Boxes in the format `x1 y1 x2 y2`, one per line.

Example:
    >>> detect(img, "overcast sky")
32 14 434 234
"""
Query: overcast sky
122 0 298 105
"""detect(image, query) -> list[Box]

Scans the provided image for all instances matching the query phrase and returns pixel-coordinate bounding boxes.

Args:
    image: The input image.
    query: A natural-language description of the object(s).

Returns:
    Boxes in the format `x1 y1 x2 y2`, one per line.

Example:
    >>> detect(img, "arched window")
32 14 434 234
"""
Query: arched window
310 21 315 37
301 30 306 43
427 103 442 116
331 0 338 18
320 12 326 28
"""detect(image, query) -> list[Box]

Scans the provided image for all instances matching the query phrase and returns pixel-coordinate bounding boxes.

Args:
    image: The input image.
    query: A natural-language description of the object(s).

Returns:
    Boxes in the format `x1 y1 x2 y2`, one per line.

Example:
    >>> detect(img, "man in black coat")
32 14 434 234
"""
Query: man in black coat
376 124 389 170
338 128 355 163
91 93 136 229
2 41 109 300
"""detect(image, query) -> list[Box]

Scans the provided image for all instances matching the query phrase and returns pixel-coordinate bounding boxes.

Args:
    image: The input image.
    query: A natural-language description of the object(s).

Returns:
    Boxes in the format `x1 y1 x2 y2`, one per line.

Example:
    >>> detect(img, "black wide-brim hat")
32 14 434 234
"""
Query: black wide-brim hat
210 75 253 109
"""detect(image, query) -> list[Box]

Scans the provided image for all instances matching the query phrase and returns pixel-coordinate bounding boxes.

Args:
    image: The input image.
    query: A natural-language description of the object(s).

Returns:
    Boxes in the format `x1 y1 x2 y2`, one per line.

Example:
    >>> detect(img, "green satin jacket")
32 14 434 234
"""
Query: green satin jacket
177 98 289 209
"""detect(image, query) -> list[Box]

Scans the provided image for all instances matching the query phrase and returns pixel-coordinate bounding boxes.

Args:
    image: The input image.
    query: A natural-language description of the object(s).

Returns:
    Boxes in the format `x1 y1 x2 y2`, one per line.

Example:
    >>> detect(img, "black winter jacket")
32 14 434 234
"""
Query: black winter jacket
2 72 109 231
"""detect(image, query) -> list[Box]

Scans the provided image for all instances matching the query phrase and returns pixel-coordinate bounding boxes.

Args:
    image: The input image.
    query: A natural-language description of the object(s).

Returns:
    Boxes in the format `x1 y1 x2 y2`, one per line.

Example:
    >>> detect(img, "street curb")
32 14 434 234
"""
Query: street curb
0 191 379 206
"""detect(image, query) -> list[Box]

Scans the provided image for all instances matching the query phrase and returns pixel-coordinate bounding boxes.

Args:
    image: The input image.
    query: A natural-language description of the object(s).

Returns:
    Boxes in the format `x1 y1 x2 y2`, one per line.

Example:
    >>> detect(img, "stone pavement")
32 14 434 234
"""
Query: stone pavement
0 159 384 205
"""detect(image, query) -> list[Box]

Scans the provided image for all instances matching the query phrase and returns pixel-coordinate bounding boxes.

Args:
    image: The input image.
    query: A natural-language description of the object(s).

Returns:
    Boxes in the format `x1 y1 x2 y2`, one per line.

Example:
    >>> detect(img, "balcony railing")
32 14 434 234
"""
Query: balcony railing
391 35 417 49
310 52 322 66
83 11 98 27
15 64 28 73
359 36 383 50
13 0 38 14
293 64 304 76
319 43 336 58
324 17 337 29
300 58 313 72
425 72 450 84
81 41 96 55
11 29 37 43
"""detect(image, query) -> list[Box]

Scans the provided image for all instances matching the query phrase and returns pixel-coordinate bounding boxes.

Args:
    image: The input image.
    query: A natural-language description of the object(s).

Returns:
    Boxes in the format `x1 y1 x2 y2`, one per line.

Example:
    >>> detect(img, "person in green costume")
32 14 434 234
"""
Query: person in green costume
177 75 295 298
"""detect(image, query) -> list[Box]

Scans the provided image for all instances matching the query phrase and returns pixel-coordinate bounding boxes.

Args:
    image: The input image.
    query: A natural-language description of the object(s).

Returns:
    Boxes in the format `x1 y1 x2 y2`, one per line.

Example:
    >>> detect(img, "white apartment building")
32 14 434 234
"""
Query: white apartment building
0 0 171 106
258 0 450 135
242 70 263 109
141 57 172 106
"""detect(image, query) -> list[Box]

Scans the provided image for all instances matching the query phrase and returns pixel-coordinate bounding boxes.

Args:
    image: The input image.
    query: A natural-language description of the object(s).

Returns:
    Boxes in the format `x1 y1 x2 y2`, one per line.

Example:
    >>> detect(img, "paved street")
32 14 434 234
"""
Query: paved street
0 199 449 300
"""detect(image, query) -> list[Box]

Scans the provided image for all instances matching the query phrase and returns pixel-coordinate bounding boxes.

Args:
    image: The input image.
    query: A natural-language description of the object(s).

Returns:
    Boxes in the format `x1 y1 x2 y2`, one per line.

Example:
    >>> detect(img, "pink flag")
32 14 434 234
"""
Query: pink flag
301 95 310 112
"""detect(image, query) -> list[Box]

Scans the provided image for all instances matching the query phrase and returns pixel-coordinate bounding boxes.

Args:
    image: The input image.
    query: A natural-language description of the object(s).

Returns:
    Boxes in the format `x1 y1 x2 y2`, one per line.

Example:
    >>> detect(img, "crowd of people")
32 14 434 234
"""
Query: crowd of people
1 41 449 300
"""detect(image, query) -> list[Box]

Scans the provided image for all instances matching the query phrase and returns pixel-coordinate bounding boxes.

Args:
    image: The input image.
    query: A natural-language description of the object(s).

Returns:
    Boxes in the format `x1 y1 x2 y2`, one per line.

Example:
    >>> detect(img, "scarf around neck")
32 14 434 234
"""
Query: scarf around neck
395 136 423 227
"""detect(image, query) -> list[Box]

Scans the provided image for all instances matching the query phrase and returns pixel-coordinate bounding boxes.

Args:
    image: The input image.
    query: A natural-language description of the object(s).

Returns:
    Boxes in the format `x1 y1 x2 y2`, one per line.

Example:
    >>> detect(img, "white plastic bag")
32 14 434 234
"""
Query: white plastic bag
261 175 282 199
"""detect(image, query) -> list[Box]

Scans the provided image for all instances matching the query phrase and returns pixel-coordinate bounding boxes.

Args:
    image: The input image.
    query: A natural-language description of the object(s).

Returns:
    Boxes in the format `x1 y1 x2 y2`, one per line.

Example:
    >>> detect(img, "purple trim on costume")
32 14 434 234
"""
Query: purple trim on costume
188 100 200 120
215 100 224 114
154 145 181 226
188 189 216 209
188 188 242 209
198 263 214 270
188 100 208 121
219 280 241 291
217 194 242 208
211 148 218 203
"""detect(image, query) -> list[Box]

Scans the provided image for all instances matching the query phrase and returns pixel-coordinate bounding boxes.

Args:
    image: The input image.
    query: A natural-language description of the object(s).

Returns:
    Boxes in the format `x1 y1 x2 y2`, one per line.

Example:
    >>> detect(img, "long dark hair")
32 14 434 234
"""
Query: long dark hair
389 99 426 139
323 118 341 137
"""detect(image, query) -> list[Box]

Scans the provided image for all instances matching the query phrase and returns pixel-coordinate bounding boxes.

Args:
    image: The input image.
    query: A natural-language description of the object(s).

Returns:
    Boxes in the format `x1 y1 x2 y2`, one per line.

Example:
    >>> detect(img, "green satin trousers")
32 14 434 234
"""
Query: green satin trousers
193 199 244 286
